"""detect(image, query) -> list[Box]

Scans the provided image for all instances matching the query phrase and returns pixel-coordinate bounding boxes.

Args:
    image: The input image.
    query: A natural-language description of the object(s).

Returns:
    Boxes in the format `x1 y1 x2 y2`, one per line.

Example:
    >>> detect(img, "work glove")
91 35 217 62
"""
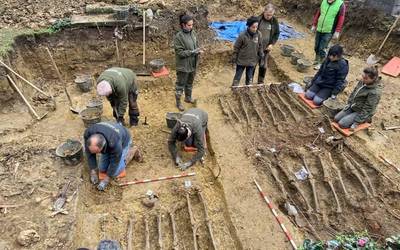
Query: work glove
179 161 193 171
333 32 340 39
350 123 358 131
97 180 109 191
175 156 182 166
310 26 316 33
90 171 99 185
330 95 337 100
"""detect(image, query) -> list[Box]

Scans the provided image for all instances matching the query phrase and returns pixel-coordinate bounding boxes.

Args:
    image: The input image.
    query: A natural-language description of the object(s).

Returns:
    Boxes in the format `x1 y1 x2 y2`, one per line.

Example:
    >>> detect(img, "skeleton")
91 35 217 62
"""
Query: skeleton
280 84 314 116
317 154 342 213
244 91 265 124
344 152 377 197
261 88 288 121
270 84 298 122
340 154 372 197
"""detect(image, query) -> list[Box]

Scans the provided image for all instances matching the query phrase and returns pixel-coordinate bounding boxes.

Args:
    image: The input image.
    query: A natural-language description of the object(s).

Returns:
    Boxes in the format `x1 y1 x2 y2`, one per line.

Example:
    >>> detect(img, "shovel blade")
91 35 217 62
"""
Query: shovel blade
367 54 380 65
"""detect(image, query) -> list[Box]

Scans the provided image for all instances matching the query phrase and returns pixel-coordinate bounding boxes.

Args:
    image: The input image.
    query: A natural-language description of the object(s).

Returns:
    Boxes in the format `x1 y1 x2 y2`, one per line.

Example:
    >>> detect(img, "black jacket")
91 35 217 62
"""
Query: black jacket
84 122 131 177
312 58 349 95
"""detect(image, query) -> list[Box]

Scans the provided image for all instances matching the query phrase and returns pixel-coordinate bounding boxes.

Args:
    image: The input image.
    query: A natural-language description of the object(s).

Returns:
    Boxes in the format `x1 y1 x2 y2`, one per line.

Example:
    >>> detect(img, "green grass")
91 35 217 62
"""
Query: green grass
0 18 71 57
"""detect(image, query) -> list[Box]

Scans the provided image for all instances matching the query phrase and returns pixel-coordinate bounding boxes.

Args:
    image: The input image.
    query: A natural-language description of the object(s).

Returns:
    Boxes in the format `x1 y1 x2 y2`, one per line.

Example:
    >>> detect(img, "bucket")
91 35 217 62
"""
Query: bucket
296 59 312 73
280 45 295 57
290 52 304 65
114 6 129 20
166 112 182 129
86 97 103 112
75 75 92 93
322 98 345 118
56 139 83 166
80 107 102 128
149 59 165 73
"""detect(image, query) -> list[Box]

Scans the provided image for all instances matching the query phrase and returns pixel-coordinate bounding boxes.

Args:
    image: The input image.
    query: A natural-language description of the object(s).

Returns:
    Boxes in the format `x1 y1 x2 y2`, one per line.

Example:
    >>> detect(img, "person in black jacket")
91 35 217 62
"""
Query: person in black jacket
84 122 142 191
255 4 280 84
305 45 349 106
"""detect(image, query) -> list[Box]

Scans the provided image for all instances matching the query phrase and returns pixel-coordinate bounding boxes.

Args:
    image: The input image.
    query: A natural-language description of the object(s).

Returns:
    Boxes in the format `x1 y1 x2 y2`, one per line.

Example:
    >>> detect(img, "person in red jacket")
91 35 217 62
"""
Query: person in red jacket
311 0 346 69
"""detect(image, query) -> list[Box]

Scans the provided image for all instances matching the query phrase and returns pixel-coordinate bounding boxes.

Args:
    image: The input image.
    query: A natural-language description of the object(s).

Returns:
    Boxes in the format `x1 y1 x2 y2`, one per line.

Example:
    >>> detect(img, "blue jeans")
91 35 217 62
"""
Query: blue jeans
99 139 131 177
232 65 255 86
334 108 358 128
305 84 332 106
314 32 332 61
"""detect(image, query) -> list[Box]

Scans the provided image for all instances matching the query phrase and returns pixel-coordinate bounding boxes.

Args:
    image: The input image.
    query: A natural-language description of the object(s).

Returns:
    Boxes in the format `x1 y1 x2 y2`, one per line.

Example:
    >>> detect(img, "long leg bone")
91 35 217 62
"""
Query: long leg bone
281 86 314 116
327 152 350 200
245 92 265 124
186 192 199 250
258 157 289 198
344 153 377 197
262 91 288 121
197 190 218 250
300 155 320 213
127 212 135 250
226 98 242 123
270 85 298 121
169 208 179 250
237 92 250 124
317 154 342 213
257 90 278 126
158 212 163 250
341 154 372 197
144 216 150 250
274 158 313 213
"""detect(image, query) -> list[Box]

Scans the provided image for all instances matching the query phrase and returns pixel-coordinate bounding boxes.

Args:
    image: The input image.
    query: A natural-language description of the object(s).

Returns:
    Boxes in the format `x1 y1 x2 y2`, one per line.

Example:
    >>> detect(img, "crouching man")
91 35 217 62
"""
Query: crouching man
334 66 382 129
168 108 208 170
84 122 142 191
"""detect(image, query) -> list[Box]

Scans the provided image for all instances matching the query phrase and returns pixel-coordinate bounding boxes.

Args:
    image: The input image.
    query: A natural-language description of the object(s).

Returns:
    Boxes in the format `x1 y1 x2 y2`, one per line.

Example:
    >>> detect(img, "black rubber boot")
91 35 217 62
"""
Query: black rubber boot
176 95 185 111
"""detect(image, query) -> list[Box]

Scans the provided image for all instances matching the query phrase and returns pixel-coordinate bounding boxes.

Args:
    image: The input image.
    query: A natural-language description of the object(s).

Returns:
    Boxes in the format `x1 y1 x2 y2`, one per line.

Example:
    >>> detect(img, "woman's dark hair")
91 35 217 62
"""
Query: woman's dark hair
246 16 259 27
363 66 379 79
327 44 344 57
179 14 193 25
176 125 189 141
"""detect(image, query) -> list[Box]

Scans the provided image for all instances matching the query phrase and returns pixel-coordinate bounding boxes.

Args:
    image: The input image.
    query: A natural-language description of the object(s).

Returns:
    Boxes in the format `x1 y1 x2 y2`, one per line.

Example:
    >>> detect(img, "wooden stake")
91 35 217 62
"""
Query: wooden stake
143 11 146 65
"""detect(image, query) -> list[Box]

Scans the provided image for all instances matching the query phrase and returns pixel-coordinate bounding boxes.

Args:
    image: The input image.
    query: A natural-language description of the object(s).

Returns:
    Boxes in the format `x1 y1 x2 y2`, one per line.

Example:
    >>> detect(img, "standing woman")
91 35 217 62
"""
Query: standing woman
174 14 204 111
231 16 264 87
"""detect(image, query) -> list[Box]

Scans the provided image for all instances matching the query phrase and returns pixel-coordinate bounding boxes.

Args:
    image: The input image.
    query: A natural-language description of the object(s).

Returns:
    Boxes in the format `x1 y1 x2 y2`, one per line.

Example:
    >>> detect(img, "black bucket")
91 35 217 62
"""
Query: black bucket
80 107 102 128
166 112 182 129
149 59 165 73
75 75 92 93
56 139 83 166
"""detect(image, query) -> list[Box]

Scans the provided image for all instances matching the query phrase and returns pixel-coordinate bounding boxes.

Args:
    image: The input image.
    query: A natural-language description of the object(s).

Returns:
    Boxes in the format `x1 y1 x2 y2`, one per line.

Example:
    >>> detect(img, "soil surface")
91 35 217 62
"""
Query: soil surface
1 1 400 250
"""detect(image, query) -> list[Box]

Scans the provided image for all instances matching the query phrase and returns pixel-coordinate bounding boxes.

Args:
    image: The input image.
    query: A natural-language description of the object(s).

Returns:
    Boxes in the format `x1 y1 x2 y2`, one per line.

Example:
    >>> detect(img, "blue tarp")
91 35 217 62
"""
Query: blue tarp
209 20 303 42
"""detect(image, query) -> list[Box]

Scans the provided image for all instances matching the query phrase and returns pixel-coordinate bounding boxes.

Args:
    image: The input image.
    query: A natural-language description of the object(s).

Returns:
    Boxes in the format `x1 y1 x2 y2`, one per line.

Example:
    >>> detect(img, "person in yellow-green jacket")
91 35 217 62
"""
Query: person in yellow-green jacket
311 0 346 69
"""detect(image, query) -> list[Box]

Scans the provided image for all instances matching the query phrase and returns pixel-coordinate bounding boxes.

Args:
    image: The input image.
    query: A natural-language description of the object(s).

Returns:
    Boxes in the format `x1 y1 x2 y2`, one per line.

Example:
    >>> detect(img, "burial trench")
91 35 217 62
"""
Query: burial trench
1 12 400 250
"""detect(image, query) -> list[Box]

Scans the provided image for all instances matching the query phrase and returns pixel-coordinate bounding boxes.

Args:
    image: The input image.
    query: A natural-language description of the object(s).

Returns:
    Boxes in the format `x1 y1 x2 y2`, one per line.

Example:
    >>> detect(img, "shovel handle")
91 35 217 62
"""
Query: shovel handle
0 60 50 97
6 75 41 120
377 15 400 55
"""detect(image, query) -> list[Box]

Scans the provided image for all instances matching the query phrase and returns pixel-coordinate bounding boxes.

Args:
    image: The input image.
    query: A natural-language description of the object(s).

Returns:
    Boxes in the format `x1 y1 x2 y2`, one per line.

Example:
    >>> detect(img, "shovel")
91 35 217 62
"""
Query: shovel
45 47 80 114
367 15 400 65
